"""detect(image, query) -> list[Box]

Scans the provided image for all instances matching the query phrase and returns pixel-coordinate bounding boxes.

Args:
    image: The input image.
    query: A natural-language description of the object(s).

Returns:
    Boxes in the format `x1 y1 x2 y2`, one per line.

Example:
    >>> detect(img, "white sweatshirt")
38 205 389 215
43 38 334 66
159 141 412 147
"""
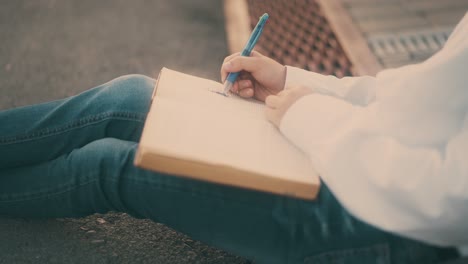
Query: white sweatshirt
280 12 468 248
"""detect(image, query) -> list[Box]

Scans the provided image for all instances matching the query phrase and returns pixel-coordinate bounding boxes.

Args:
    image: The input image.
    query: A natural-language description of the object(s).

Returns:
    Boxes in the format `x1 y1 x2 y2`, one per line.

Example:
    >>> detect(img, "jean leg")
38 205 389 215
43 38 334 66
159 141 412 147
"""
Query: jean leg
1 138 301 263
0 138 458 264
0 74 155 169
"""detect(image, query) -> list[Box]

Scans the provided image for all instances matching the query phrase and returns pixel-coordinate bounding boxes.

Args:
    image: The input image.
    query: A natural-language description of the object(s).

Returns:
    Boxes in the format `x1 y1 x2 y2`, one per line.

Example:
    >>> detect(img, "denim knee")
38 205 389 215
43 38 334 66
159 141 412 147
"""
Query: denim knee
94 74 155 115
79 137 135 172
73 137 138 212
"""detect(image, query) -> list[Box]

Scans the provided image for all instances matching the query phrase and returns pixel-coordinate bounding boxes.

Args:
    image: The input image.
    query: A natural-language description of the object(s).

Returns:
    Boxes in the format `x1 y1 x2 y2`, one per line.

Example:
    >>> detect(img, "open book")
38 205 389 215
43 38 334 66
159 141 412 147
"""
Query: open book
134 68 320 200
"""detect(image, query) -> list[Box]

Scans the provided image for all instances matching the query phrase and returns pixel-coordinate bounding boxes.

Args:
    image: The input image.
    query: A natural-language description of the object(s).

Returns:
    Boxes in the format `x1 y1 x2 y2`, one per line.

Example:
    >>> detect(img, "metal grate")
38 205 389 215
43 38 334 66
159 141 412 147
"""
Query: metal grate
247 0 354 77
368 28 453 68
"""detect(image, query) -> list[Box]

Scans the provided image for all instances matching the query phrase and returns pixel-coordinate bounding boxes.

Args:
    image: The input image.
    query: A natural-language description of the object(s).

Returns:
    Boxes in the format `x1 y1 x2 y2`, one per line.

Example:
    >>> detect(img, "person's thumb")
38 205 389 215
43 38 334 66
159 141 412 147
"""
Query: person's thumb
223 56 260 74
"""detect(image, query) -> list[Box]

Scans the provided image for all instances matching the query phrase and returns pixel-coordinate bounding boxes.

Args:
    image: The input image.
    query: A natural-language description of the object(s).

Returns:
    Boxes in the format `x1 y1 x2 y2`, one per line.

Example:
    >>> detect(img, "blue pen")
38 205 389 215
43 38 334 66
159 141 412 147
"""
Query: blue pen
223 13 269 95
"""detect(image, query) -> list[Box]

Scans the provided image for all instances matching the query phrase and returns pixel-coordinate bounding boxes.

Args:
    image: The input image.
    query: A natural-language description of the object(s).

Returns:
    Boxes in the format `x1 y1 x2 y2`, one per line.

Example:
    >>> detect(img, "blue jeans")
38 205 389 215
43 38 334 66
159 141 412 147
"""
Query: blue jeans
0 75 458 264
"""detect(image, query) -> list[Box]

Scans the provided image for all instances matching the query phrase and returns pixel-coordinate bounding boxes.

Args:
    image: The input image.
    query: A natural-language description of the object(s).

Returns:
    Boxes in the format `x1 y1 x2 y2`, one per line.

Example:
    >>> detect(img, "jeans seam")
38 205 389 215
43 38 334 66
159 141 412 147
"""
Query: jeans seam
0 111 146 145
0 176 98 203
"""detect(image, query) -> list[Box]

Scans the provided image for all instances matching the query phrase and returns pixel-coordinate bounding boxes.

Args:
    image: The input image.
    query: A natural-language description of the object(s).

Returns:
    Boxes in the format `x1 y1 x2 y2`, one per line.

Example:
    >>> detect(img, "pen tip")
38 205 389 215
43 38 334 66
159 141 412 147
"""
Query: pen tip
223 81 233 94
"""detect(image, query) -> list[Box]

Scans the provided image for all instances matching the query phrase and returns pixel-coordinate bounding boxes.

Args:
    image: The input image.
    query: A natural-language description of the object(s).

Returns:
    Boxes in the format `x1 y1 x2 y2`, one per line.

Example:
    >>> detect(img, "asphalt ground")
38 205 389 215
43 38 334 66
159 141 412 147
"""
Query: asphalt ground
0 1 250 263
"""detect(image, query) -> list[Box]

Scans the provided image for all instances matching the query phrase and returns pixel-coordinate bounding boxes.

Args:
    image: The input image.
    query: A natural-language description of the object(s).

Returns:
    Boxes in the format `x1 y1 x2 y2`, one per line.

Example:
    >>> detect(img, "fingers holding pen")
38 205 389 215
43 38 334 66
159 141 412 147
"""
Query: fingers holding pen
221 52 238 82
231 79 254 98
249 50 264 58
232 72 253 92
222 50 262 66
220 54 260 82
223 52 241 63
238 87 254 98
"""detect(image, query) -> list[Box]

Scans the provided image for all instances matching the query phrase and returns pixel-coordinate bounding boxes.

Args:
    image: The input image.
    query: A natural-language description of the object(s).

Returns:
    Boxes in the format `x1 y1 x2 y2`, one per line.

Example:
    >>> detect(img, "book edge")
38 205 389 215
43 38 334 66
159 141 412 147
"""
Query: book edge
135 148 319 200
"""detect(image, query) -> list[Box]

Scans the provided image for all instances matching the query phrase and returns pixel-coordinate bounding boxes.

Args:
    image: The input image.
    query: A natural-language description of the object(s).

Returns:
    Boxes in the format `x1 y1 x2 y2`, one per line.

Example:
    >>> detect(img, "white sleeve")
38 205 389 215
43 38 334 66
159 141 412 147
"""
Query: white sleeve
279 12 468 247
280 94 468 246
285 66 377 106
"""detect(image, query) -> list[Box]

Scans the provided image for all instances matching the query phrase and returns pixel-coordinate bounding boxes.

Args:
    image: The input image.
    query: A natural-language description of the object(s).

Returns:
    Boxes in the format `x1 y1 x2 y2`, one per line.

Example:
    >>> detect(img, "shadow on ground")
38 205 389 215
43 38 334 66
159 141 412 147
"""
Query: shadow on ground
0 1 249 263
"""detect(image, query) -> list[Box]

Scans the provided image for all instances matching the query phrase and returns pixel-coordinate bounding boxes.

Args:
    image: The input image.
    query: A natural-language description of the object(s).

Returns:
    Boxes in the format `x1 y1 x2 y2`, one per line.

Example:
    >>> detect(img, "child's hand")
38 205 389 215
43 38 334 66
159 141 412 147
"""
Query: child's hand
265 86 313 128
220 51 286 102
